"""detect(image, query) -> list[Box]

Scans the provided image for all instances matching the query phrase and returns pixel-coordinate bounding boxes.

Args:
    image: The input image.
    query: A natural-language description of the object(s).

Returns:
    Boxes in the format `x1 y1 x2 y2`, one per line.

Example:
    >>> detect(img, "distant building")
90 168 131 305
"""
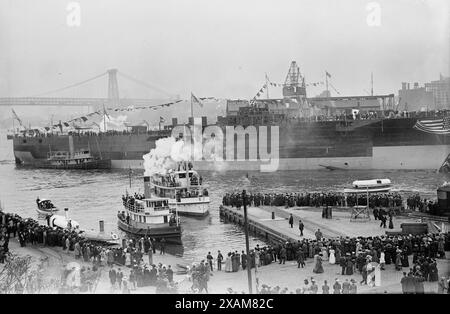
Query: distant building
398 82 434 112
425 75 450 110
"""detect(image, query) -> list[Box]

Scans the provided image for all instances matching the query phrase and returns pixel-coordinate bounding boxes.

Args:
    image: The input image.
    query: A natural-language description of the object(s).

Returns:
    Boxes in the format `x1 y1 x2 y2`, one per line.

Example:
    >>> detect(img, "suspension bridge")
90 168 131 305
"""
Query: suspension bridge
0 69 178 108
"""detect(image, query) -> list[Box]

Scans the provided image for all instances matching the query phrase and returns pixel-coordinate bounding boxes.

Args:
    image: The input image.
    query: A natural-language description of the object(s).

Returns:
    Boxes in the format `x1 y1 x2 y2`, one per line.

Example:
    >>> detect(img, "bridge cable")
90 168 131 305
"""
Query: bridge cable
117 71 175 98
30 71 107 97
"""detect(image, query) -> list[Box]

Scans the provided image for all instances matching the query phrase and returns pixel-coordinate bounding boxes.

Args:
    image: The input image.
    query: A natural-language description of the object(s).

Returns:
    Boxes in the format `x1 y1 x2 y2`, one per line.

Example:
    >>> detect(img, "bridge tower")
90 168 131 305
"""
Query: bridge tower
107 69 120 107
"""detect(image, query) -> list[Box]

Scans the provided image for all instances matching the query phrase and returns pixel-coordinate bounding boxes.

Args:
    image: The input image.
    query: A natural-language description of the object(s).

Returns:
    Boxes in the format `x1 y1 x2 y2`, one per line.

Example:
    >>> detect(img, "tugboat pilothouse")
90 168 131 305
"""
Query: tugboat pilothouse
118 193 181 243
146 162 210 217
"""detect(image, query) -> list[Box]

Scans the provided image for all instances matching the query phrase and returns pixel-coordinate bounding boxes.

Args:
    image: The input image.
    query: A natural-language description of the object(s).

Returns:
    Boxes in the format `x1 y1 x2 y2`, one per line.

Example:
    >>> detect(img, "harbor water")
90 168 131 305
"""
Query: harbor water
0 131 448 262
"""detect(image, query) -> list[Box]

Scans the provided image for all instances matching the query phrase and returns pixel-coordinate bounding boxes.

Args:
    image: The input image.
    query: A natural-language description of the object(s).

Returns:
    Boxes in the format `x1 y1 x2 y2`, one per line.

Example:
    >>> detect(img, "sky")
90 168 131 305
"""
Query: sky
0 0 449 122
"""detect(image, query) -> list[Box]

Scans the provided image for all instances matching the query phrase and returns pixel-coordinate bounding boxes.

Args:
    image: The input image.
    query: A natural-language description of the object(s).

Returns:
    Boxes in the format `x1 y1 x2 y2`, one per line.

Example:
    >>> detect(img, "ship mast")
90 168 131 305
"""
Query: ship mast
371 72 374 96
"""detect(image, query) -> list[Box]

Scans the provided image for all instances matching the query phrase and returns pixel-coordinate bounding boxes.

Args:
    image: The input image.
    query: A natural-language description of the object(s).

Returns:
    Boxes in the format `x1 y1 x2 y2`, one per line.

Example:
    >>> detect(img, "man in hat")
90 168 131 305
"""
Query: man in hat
206 252 213 271
166 265 174 283
333 279 341 294
315 229 323 241
342 278 350 294
322 280 330 294
288 214 294 228
340 254 347 275
310 278 318 294
349 279 357 294
279 245 287 264
217 250 223 271
297 247 305 268
299 220 304 237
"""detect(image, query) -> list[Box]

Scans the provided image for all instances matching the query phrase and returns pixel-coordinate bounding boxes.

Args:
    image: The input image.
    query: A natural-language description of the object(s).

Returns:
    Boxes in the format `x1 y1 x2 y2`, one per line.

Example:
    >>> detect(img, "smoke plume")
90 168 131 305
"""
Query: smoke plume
143 137 199 176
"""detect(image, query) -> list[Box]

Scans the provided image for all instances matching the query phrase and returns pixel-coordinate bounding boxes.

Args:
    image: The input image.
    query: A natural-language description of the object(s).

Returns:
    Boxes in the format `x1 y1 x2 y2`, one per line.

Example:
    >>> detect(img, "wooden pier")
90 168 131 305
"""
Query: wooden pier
220 204 449 241
219 205 325 245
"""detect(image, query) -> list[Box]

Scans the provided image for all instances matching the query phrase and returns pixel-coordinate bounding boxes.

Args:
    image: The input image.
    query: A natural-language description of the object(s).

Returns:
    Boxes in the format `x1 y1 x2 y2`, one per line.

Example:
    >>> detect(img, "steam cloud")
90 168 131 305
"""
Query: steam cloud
143 137 200 176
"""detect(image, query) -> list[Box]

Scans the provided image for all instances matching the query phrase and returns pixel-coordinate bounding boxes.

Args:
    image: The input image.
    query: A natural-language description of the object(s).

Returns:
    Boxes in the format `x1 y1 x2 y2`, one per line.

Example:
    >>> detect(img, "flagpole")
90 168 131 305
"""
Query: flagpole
190 93 194 124
103 105 107 132
190 93 194 162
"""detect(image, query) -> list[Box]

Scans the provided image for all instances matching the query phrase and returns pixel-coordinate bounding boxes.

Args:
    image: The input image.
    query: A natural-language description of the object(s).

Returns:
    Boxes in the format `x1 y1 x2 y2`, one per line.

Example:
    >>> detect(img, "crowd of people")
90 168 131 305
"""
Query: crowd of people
1 204 449 294
205 231 450 294
222 191 404 209
0 210 178 294
406 194 441 215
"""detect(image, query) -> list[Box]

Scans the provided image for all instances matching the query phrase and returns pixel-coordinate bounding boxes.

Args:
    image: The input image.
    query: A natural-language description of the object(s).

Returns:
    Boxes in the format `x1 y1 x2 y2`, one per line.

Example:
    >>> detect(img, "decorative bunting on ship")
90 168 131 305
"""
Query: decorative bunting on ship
413 116 450 135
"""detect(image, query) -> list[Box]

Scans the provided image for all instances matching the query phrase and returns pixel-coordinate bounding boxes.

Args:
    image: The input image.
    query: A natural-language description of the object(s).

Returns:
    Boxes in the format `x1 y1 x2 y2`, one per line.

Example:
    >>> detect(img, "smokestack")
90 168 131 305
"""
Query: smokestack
144 176 151 198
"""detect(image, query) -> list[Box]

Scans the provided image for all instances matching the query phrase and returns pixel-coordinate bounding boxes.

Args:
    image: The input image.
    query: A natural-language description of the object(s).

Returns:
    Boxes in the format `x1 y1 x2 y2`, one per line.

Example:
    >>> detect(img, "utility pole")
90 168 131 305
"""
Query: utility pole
242 190 253 294
129 166 132 189
371 72 374 96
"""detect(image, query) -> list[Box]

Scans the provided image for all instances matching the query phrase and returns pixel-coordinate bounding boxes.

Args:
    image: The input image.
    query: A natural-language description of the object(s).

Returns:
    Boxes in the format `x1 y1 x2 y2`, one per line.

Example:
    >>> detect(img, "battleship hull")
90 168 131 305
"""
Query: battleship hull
12 118 450 171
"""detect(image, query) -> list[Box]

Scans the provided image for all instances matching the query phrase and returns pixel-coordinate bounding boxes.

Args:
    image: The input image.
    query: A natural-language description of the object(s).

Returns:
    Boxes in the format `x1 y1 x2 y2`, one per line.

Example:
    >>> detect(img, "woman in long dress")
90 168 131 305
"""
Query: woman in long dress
329 248 336 264
255 250 260 268
395 248 402 271
224 253 233 272
313 254 324 274
321 247 328 261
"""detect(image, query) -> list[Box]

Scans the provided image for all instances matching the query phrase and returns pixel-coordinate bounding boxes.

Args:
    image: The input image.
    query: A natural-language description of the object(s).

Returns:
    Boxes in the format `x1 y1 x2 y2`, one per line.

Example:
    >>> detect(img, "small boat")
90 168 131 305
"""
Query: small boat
35 149 111 170
344 178 392 193
118 195 182 244
36 198 59 216
147 161 210 217
319 164 349 171
47 214 80 230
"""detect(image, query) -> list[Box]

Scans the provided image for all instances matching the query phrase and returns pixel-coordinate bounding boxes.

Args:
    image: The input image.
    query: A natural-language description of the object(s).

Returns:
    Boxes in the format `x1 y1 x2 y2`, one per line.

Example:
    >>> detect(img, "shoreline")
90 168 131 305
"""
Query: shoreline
5 237 449 294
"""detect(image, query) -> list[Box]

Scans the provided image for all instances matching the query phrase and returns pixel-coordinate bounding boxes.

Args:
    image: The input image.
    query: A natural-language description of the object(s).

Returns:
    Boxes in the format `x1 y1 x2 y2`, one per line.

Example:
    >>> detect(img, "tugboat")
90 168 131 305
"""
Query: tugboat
147 161 210 217
118 193 182 244
39 149 111 169
36 198 59 216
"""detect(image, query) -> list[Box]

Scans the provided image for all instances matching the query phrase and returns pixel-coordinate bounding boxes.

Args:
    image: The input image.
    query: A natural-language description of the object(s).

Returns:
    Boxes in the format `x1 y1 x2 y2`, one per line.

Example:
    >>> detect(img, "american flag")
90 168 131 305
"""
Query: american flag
413 116 450 135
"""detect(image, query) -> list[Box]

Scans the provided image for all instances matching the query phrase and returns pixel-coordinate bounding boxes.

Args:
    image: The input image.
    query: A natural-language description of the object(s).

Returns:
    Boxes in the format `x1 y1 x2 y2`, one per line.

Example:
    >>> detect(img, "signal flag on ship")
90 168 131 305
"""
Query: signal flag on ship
191 93 204 108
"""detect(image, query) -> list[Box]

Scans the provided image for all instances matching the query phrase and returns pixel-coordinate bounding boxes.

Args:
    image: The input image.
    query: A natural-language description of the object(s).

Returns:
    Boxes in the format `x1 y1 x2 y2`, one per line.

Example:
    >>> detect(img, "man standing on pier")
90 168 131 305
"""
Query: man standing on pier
299 220 304 237
315 229 323 241
289 214 294 228
217 250 223 271
160 238 166 255
207 252 214 271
